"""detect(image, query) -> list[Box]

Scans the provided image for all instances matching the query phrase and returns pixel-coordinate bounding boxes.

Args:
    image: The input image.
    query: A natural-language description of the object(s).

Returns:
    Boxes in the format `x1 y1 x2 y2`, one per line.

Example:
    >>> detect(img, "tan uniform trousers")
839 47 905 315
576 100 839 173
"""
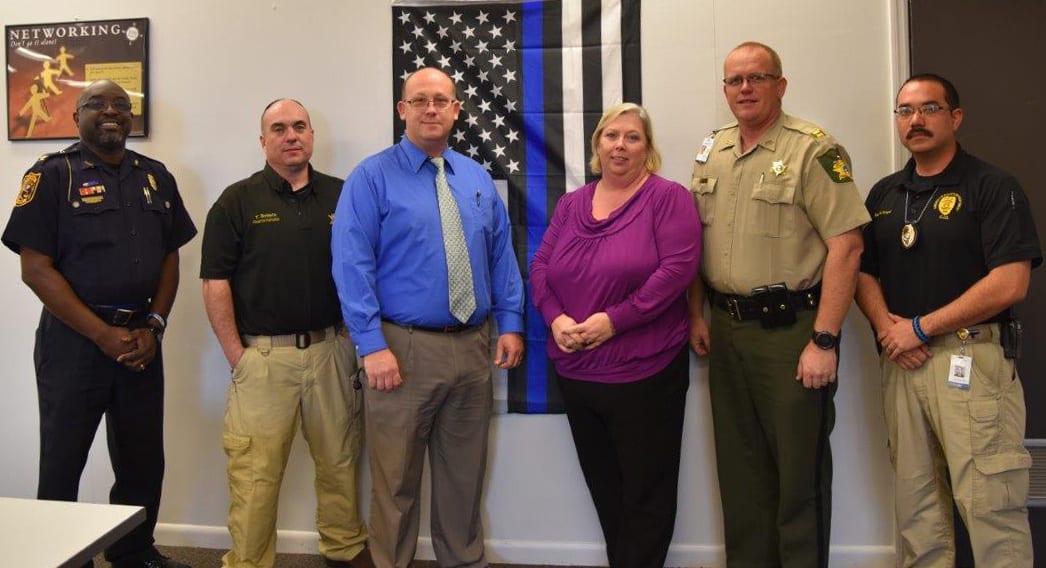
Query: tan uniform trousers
221 330 366 568
881 324 1032 568
365 321 493 568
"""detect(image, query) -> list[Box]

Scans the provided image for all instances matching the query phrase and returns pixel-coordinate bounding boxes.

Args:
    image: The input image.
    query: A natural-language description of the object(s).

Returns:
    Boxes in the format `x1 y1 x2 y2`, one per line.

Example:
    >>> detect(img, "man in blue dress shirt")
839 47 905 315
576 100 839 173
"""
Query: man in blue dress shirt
331 67 525 568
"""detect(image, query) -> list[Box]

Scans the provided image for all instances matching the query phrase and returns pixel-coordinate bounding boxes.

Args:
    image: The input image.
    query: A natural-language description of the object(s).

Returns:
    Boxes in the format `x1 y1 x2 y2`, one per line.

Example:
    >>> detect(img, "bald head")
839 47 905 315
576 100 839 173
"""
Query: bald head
727 41 783 76
260 98 310 132
400 67 457 100
77 79 128 108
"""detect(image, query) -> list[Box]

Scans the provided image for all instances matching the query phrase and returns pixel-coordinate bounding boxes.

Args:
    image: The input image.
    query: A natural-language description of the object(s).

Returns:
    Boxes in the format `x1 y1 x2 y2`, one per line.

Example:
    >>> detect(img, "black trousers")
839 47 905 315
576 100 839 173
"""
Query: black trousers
557 346 690 568
34 309 165 563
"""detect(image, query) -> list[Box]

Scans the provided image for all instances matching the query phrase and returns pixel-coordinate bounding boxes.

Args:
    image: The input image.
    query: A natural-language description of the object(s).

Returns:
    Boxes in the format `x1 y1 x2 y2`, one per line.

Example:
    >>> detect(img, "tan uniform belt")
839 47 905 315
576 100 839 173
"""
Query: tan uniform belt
242 325 340 349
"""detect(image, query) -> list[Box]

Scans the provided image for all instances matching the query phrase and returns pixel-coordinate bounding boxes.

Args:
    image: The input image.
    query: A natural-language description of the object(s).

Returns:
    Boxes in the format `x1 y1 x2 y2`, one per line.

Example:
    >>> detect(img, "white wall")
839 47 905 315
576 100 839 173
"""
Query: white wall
0 1 902 566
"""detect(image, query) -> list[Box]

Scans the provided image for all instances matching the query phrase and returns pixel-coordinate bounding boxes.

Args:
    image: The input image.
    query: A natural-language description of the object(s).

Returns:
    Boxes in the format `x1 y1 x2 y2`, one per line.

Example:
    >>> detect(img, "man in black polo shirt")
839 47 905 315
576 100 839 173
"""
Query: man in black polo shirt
856 74 1040 567
201 99 366 568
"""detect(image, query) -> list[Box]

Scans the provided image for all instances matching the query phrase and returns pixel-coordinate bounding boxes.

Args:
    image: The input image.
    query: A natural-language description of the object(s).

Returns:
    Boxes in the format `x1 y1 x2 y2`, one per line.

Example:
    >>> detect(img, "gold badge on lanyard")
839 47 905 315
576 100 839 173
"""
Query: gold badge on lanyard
901 187 939 250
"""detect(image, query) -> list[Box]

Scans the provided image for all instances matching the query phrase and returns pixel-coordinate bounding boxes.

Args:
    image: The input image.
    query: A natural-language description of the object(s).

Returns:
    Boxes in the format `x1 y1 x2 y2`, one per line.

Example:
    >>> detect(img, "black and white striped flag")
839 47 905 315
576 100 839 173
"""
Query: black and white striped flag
392 0 642 413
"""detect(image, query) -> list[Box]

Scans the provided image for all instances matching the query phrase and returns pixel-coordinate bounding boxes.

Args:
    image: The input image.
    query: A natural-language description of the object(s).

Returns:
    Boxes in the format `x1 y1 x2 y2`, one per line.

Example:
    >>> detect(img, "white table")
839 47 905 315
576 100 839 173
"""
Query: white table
0 497 145 567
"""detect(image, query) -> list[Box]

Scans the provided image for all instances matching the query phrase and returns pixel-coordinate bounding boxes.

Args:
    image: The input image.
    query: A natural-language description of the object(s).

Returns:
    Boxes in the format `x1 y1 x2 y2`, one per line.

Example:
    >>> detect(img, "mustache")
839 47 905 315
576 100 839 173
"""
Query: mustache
907 128 932 139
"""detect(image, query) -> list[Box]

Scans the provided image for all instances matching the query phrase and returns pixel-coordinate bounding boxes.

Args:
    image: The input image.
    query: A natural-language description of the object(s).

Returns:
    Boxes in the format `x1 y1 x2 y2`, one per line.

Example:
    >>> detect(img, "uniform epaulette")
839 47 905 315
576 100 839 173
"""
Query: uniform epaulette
128 151 168 171
35 149 66 164
781 115 831 140
713 121 739 135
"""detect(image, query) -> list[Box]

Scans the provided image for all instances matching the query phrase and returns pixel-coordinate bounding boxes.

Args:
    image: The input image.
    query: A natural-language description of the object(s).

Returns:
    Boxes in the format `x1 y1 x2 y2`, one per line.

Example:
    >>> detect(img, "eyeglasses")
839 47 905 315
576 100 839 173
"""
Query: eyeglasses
78 99 133 113
723 73 779 88
893 103 950 119
404 97 456 110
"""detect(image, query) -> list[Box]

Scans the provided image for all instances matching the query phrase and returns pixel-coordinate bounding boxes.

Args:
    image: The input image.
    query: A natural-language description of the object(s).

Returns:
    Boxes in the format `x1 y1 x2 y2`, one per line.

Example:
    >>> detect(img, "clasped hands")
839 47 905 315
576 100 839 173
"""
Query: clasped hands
97 325 157 373
551 312 615 353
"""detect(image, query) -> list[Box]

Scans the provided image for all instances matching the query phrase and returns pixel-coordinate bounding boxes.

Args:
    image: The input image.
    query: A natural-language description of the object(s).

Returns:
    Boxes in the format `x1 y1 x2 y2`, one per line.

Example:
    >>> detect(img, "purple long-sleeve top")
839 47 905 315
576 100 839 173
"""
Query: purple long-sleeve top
530 174 702 383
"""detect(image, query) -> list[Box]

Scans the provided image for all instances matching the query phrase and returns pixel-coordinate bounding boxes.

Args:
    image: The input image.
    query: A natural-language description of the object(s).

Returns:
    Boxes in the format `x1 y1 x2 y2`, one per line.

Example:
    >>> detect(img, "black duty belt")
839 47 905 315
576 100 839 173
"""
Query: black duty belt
381 317 479 334
89 304 149 326
242 325 341 349
710 286 820 322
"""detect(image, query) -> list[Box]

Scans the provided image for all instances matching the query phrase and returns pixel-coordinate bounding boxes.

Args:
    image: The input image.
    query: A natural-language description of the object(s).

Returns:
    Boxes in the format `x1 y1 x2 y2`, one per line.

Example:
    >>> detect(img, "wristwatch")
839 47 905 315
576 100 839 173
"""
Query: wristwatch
812 330 839 350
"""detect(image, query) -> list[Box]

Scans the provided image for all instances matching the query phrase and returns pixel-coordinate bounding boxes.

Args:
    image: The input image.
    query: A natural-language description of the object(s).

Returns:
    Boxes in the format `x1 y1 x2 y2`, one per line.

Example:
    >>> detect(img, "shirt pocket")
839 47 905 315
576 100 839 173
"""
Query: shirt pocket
750 178 797 237
690 176 716 224
70 195 122 247
140 185 171 217
469 189 496 242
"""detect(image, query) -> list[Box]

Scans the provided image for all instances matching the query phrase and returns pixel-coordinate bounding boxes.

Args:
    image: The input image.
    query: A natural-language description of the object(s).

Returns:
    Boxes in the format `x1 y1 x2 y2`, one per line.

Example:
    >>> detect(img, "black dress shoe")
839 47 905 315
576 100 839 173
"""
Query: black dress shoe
322 557 354 568
113 549 191 568
140 559 191 568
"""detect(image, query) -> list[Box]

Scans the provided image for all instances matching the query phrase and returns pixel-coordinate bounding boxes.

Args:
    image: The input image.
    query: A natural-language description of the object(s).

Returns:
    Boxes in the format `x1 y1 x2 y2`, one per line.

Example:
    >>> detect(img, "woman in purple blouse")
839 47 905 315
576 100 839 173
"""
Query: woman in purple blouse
530 103 701 566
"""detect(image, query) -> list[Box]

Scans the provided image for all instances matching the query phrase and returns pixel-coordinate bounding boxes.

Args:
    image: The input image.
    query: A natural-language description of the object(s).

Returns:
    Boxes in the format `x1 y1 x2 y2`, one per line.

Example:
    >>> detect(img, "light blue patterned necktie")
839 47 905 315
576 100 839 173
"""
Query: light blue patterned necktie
430 156 476 323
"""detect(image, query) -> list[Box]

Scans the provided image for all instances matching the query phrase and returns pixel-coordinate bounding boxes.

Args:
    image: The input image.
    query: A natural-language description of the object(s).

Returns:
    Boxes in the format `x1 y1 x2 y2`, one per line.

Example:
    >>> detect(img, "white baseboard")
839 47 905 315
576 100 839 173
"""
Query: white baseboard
155 524 894 567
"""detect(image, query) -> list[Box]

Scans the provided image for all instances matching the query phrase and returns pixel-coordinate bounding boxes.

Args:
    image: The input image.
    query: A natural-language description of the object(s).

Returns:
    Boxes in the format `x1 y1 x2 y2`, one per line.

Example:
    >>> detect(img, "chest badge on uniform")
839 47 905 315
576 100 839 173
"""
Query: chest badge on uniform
15 172 41 207
771 160 787 176
935 193 962 218
147 173 158 192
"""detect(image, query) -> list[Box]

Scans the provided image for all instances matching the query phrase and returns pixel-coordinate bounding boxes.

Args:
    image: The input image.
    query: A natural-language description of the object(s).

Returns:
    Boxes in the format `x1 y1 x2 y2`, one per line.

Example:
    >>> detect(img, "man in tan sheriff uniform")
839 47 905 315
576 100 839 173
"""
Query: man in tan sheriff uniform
687 41 870 568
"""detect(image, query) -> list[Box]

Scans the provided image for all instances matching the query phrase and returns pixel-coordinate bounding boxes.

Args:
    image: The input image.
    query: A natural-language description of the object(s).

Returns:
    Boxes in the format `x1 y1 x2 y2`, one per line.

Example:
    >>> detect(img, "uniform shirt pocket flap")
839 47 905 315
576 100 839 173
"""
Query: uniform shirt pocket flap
691 176 717 195
752 180 796 205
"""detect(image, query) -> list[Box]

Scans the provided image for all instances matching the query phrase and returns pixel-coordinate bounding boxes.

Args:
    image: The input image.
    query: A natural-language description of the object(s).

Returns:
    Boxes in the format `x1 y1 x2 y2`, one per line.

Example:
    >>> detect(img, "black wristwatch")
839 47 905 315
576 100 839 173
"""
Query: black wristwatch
147 325 164 342
812 330 839 350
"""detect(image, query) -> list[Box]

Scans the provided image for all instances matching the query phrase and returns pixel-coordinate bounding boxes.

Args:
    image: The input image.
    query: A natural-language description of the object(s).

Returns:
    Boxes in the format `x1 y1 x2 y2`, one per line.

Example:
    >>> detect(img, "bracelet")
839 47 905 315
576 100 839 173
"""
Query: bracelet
147 312 167 330
912 315 930 343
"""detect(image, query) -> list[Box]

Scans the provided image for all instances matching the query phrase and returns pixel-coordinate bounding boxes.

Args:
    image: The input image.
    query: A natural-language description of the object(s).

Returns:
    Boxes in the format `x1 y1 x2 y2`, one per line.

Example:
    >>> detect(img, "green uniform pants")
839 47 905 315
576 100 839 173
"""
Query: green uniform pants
708 306 834 568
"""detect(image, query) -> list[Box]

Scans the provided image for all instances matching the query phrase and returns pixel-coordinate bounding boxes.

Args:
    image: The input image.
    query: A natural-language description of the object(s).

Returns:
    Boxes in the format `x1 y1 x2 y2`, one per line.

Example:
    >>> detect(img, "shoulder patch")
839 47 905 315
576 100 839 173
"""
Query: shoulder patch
816 147 853 183
16 172 42 207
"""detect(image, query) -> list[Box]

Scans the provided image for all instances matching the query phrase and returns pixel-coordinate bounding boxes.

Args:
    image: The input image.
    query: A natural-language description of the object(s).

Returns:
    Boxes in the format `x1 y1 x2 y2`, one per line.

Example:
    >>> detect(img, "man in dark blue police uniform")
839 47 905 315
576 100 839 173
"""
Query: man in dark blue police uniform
2 80 196 568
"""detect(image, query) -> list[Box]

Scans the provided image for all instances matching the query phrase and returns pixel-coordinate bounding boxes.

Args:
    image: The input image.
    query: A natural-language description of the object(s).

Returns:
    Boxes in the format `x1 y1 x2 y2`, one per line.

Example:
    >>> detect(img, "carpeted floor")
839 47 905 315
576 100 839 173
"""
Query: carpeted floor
95 545 587 567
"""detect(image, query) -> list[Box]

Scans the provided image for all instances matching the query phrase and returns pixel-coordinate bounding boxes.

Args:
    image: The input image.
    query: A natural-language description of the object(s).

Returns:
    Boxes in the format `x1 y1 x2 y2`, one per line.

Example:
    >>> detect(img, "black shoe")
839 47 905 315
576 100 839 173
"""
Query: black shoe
322 557 354 568
113 549 191 568
140 559 191 568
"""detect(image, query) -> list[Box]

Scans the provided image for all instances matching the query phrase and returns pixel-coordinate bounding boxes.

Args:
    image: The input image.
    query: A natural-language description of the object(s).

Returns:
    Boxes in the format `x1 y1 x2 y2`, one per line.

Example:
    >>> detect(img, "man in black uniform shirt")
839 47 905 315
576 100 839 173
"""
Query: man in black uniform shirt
856 74 1040 567
200 99 367 568
2 80 196 567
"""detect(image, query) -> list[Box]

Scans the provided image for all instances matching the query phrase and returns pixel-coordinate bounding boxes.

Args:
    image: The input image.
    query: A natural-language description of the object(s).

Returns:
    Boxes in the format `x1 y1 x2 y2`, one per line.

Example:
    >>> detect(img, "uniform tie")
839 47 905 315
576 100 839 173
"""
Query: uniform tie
430 156 476 323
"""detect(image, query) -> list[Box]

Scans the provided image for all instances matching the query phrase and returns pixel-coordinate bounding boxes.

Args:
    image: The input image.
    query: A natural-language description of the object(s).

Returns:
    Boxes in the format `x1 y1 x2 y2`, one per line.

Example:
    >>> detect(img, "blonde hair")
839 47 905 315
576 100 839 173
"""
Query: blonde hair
589 102 662 175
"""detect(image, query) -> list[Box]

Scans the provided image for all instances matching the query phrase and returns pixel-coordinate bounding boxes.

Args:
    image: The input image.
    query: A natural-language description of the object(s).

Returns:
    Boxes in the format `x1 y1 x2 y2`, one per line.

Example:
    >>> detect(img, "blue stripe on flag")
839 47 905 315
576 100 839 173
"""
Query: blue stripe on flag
522 1 548 413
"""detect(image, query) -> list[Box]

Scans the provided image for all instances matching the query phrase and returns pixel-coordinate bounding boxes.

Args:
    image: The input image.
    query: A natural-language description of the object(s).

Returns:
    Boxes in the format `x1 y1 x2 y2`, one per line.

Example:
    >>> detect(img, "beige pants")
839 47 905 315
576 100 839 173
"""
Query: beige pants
365 321 493 568
221 332 366 568
882 324 1032 568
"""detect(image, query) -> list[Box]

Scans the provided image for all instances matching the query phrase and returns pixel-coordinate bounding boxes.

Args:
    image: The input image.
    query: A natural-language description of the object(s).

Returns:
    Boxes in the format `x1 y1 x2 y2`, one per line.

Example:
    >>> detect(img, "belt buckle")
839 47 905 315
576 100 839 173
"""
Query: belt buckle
728 297 742 321
955 327 980 341
295 333 311 349
112 308 135 326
